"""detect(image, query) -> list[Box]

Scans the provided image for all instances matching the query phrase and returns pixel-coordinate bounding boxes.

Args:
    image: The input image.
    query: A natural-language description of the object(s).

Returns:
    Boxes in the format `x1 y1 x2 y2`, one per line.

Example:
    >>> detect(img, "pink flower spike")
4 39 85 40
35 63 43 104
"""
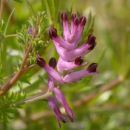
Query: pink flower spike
53 87 74 121
63 63 97 83
61 12 70 40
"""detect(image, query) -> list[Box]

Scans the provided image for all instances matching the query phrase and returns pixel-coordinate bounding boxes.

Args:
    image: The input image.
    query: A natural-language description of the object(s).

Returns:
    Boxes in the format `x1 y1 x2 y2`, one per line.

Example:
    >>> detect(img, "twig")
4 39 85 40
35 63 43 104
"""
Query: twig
0 44 32 96
0 0 4 20
74 76 123 107
90 103 130 113
2 0 16 23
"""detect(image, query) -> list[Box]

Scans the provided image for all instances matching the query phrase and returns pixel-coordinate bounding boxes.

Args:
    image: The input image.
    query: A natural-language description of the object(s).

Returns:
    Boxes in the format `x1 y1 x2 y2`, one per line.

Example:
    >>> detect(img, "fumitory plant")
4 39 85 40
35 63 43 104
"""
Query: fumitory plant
1 0 130 130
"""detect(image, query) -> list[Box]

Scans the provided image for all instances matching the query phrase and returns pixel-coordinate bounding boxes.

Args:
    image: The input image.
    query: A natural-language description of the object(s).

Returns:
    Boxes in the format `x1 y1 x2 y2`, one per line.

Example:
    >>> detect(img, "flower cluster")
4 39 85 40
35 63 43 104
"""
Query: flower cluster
37 12 97 126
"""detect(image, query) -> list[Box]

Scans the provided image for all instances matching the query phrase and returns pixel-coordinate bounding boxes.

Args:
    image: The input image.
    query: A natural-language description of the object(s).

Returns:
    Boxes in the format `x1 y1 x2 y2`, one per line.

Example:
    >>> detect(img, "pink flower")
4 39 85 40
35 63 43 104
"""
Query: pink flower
36 12 98 126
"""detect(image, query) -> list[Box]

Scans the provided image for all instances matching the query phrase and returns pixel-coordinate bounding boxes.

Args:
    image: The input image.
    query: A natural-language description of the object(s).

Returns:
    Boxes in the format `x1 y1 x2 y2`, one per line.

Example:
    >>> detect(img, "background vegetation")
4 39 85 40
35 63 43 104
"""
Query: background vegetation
0 0 130 130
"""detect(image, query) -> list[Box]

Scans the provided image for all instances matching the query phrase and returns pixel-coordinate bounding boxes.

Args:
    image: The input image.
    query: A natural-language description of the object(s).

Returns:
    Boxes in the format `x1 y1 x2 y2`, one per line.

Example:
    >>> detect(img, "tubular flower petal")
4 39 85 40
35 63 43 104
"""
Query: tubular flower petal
36 56 63 84
61 12 70 41
63 63 97 83
68 16 80 42
69 16 87 43
44 65 64 83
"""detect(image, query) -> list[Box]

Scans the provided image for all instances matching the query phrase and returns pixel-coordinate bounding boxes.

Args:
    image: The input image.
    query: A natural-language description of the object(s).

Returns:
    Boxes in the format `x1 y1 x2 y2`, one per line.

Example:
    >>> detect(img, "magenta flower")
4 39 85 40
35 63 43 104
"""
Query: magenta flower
36 12 97 126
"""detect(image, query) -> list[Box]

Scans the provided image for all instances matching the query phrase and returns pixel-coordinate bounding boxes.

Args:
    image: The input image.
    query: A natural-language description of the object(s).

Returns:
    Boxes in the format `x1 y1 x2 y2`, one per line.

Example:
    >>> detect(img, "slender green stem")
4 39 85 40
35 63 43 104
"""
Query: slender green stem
26 0 36 16
51 0 55 20
4 8 15 35
0 0 4 20
45 0 52 24
5 34 17 38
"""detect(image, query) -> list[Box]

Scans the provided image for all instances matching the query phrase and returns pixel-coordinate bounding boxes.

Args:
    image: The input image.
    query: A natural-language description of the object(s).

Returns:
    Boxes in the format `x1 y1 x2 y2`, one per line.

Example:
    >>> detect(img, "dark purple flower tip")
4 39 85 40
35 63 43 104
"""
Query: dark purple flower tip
71 13 77 21
87 34 96 50
87 63 97 72
49 27 57 39
61 118 67 123
36 55 46 67
49 57 57 68
61 12 68 21
68 115 74 122
79 16 86 26
75 57 84 65
74 17 79 25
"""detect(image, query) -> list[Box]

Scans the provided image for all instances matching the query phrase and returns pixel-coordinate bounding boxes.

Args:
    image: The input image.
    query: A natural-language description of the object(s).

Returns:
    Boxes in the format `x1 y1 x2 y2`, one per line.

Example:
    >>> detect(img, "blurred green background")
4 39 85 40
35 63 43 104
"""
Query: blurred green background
0 0 130 130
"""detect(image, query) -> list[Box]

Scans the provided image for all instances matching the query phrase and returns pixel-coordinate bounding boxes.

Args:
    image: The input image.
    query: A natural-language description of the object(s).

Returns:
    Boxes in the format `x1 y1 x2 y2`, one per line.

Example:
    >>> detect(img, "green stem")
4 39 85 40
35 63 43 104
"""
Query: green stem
26 0 36 16
5 34 17 38
4 8 15 35
45 0 52 25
